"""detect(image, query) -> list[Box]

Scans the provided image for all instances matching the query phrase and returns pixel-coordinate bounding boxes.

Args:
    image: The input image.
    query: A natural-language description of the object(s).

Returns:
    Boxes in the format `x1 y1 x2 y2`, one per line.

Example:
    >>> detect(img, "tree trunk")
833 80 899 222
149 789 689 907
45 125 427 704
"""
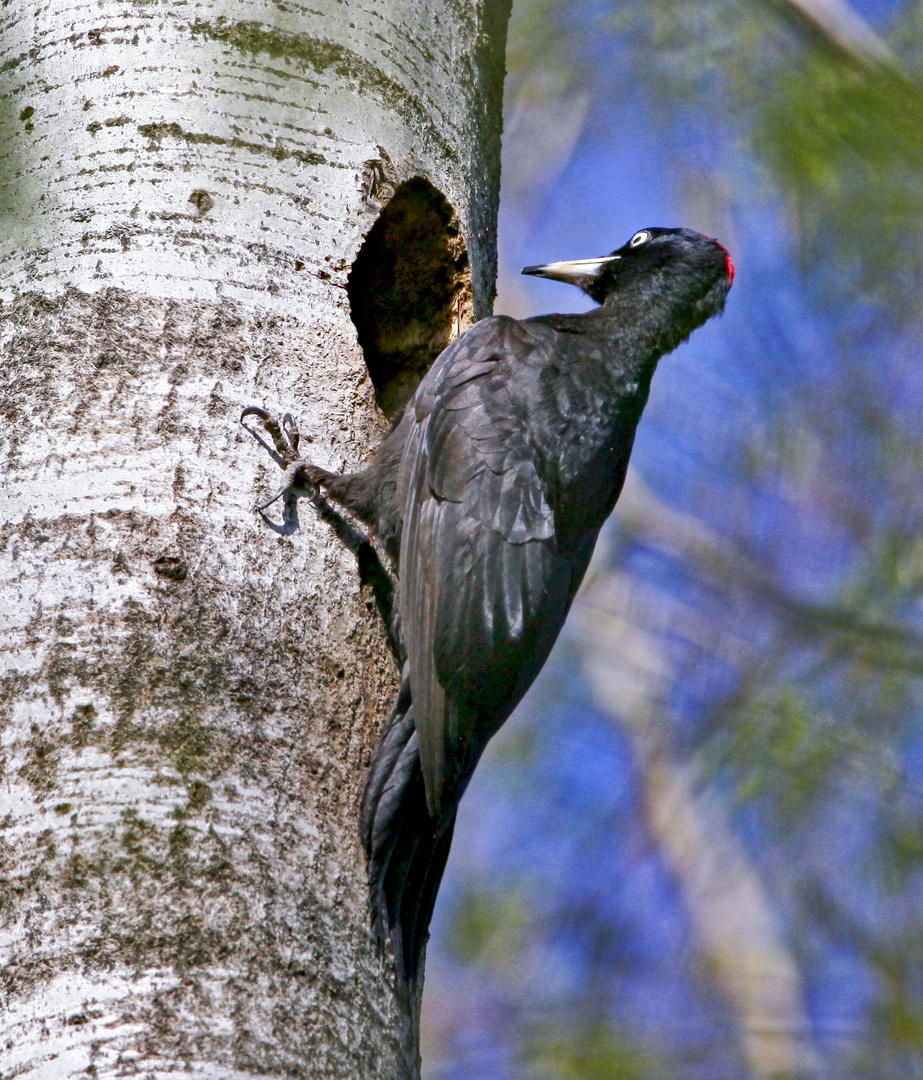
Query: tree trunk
0 2 510 1077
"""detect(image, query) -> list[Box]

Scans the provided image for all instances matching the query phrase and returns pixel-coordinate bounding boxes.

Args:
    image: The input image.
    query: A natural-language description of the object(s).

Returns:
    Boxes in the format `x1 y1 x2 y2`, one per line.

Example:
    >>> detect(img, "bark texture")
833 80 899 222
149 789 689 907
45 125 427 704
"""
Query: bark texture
0 1 510 1076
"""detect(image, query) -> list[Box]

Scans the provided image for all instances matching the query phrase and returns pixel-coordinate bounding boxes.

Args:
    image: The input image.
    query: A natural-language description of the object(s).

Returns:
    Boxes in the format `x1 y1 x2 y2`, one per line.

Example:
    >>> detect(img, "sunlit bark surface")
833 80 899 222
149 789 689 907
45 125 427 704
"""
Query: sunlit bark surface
0 1 510 1077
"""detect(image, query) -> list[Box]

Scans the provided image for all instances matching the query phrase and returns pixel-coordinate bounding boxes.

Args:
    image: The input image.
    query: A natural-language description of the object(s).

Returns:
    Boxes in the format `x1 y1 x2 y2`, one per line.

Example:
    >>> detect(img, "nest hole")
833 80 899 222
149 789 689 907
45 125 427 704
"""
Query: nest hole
347 178 473 422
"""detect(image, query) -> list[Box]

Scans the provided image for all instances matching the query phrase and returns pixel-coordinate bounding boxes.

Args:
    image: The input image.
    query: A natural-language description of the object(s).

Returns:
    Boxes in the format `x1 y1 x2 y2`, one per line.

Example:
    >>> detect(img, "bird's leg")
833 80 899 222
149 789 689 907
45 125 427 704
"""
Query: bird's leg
357 542 404 667
240 407 299 464
240 406 403 666
240 407 338 513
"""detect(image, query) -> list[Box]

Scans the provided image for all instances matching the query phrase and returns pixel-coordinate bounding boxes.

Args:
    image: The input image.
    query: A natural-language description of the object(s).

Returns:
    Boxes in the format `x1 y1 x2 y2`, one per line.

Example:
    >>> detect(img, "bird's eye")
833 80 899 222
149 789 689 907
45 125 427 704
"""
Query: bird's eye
629 230 651 248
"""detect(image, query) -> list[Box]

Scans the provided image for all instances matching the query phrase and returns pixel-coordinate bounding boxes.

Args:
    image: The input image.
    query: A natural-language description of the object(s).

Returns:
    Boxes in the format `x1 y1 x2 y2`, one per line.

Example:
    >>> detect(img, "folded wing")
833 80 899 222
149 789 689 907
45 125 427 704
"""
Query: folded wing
398 317 583 822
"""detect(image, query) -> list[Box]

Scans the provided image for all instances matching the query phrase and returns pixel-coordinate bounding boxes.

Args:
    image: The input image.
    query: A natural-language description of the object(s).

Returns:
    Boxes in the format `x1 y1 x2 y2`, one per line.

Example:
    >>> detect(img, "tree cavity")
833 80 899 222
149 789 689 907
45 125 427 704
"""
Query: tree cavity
347 178 473 422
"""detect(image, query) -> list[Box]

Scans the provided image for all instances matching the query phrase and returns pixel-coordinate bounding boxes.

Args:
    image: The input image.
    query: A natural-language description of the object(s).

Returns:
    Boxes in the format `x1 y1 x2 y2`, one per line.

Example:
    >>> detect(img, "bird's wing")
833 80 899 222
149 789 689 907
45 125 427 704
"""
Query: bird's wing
398 317 577 822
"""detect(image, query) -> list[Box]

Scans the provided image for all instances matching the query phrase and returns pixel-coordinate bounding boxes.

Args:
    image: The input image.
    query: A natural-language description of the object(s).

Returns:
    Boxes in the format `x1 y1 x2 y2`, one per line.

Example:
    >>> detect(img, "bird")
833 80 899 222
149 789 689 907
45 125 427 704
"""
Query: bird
242 226 734 993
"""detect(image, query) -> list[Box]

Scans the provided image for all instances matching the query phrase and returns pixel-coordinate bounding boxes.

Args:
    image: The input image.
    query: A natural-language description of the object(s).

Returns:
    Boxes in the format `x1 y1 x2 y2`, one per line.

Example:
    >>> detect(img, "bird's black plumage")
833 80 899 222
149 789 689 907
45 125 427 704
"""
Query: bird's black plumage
245 226 733 991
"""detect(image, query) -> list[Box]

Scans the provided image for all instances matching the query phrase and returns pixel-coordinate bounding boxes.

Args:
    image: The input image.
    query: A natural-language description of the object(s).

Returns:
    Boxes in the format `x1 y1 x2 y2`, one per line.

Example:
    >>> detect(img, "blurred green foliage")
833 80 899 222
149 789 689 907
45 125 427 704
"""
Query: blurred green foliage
446 884 532 967
525 1022 657 1080
611 0 923 311
706 685 844 819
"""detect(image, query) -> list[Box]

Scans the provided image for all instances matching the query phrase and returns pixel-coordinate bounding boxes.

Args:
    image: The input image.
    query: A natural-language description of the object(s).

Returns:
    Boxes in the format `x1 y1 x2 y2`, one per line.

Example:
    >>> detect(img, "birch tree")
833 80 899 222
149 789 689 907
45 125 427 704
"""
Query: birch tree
0 1 510 1077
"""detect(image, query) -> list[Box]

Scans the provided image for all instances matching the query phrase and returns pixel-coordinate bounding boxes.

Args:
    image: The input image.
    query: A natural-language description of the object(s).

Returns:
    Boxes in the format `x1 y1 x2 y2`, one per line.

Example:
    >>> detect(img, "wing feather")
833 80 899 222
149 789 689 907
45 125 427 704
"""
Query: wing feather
398 317 580 822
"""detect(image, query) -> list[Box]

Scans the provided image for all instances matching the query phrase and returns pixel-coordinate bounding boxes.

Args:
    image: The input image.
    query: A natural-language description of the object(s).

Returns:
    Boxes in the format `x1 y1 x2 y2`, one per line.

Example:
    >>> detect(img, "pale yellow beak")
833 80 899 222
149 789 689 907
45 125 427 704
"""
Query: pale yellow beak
521 255 620 283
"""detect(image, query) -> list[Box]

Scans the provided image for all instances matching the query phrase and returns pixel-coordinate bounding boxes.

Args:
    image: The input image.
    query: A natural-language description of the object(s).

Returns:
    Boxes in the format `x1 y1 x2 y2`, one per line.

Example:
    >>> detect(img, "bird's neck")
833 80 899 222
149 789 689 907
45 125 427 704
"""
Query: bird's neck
596 286 698 369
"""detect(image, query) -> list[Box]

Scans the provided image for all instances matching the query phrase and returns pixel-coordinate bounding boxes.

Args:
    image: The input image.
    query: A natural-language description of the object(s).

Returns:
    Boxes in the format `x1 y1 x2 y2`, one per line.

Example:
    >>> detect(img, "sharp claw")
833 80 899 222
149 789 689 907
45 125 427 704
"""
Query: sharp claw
254 485 288 513
241 406 272 424
252 462 319 515
241 406 297 460
283 412 300 456
242 409 329 524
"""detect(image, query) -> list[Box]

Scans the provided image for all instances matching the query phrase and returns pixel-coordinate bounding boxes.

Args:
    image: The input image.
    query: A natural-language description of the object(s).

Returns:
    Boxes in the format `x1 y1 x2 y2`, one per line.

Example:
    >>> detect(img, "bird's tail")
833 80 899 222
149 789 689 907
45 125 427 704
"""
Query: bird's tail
360 674 455 988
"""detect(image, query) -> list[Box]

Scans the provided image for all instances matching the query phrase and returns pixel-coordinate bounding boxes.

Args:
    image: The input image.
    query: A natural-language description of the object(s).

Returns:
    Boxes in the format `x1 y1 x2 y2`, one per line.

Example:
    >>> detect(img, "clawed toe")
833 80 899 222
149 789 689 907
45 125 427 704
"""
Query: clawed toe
241 407 300 465
253 460 322 513
242 406 336 516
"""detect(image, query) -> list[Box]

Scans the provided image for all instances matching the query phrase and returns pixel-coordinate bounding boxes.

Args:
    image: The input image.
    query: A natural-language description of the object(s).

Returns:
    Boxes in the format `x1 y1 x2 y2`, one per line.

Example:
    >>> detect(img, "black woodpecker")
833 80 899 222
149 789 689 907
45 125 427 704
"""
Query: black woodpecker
242 226 734 990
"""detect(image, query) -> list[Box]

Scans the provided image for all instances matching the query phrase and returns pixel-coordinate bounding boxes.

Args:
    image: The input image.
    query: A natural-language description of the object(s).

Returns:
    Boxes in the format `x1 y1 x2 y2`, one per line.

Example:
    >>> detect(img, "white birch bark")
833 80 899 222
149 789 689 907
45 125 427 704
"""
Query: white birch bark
0 1 510 1077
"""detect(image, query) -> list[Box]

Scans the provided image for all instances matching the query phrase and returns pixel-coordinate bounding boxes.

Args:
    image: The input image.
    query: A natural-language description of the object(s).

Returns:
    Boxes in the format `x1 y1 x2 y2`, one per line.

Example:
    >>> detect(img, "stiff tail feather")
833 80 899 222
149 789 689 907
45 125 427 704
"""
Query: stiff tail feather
360 674 456 986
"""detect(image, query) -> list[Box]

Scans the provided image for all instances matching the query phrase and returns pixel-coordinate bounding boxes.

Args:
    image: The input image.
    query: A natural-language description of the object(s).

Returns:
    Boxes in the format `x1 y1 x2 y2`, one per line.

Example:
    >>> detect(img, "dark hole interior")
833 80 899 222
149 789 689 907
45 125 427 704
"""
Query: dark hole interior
347 177 473 422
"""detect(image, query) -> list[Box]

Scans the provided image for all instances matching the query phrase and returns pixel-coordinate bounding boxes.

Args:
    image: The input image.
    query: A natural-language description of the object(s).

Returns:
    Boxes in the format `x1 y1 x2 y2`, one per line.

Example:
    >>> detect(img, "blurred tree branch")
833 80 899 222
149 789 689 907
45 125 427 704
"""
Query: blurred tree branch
767 0 895 66
577 514 820 1080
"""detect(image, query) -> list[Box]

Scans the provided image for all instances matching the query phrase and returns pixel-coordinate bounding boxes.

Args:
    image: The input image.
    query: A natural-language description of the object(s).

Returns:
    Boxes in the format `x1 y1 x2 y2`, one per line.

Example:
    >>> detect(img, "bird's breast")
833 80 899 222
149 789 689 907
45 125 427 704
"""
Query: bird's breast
517 352 649 542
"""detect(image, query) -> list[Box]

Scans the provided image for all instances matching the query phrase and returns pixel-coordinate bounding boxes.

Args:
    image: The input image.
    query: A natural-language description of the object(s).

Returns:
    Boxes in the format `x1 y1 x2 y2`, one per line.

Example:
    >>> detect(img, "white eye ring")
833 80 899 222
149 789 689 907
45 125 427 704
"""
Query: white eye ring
629 230 651 248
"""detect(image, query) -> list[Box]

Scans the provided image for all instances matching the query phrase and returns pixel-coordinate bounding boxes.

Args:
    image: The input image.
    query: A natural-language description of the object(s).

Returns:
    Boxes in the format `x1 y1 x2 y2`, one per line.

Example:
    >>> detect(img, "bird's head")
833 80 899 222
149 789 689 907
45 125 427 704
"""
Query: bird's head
522 227 734 318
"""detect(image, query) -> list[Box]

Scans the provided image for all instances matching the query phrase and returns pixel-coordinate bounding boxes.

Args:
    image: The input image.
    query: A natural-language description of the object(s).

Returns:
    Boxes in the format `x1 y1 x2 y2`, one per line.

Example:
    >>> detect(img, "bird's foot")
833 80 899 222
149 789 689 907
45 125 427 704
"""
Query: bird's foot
240 407 402 664
240 406 301 466
240 406 335 513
